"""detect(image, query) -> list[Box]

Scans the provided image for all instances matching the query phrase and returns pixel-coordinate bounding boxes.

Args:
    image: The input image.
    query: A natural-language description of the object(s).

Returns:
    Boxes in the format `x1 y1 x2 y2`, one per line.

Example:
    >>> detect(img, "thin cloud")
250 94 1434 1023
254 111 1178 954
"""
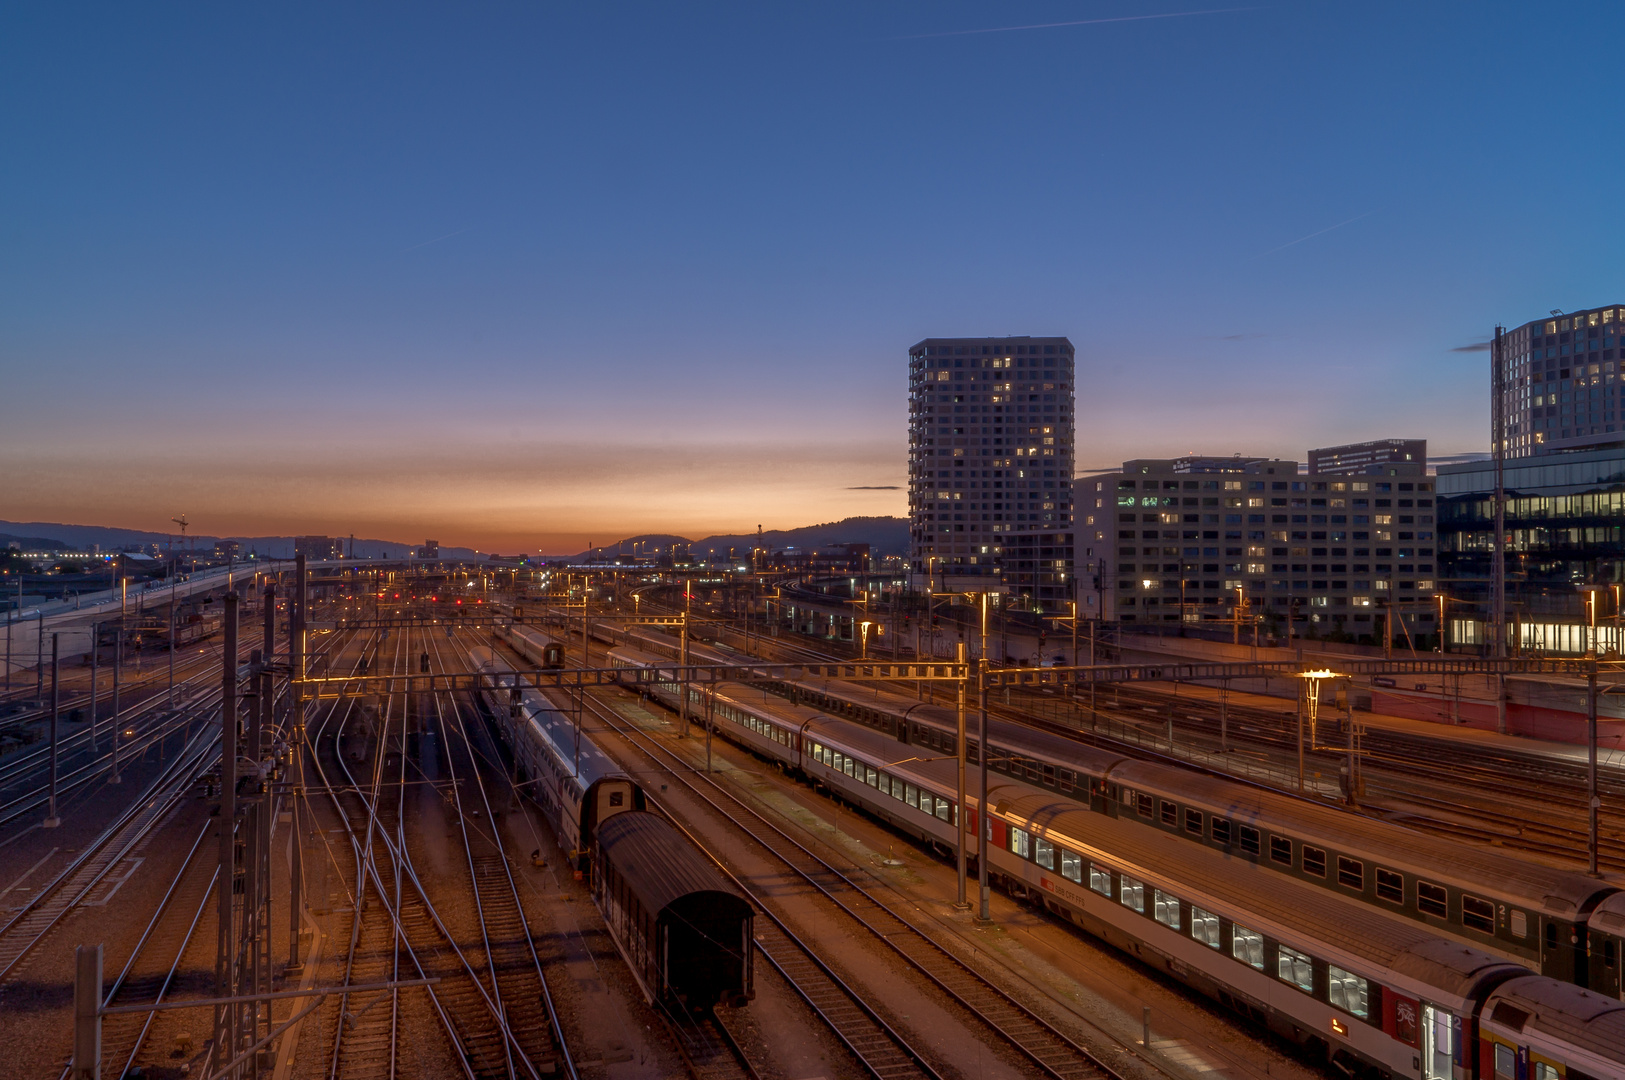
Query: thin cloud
1451 341 1492 353
847 485 900 490
403 227 469 252
1250 209 1380 260
892 7 1258 39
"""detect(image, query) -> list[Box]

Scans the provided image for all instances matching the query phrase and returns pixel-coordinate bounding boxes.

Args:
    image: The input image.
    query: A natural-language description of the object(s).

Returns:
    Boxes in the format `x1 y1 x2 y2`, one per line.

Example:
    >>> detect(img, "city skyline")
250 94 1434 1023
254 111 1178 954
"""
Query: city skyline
5 3 1625 553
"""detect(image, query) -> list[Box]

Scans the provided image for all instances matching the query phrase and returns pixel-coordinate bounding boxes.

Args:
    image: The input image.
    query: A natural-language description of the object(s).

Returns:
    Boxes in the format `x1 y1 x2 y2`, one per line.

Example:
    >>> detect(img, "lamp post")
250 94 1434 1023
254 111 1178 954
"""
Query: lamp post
859 620 872 659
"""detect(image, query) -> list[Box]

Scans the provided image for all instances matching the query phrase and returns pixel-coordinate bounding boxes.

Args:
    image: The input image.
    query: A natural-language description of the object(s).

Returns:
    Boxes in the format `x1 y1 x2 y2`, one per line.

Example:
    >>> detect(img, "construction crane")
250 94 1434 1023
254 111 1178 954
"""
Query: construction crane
172 514 189 553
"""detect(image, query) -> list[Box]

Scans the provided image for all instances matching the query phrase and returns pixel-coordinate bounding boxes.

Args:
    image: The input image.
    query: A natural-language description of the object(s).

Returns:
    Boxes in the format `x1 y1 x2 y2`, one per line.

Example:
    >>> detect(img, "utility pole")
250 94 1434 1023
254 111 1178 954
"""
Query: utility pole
1492 324 1509 733
954 641 968 910
678 607 689 738
1588 669 1600 877
169 558 177 708
288 556 307 973
44 634 61 828
977 655 991 923
89 622 99 752
213 590 239 1076
72 944 101 1080
110 627 122 784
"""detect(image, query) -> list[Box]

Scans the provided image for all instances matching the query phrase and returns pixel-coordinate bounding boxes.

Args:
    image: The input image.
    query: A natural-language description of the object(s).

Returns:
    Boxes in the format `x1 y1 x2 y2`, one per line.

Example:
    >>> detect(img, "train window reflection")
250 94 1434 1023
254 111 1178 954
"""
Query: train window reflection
1061 850 1082 883
1119 875 1145 912
1277 945 1313 993
1418 881 1447 917
1238 826 1260 855
1376 868 1403 904
1190 906 1220 948
1232 925 1264 969
1337 856 1364 890
1328 965 1368 1018
1034 838 1055 869
1463 895 1495 933
1089 865 1112 897
1153 890 1180 930
1010 827 1031 858
1211 819 1232 845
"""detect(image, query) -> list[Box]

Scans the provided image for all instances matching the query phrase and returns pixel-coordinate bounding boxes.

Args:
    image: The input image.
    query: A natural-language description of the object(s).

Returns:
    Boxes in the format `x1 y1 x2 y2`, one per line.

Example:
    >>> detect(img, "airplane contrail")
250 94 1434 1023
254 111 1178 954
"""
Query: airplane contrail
403 227 469 252
894 7 1259 40
1250 209 1380 260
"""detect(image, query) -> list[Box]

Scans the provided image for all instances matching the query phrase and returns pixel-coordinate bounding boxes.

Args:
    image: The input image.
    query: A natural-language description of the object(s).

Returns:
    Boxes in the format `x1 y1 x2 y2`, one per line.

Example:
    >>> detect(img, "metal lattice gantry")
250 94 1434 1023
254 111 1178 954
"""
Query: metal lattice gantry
981 654 1625 689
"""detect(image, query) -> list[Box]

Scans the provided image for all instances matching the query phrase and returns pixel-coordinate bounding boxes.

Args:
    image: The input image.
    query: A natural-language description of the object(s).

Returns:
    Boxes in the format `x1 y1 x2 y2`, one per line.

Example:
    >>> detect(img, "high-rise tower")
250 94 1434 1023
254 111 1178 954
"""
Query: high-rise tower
907 336 1075 605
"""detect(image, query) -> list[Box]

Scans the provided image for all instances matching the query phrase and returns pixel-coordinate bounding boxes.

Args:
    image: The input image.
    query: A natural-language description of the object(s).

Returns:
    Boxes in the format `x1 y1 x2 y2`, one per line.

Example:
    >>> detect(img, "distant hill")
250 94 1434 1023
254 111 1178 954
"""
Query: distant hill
0 532 73 551
576 517 909 561
0 521 479 561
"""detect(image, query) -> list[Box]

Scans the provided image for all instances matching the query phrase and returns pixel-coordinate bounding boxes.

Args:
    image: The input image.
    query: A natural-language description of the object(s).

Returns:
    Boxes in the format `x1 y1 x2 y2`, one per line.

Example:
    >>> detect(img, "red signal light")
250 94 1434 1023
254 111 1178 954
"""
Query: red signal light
456 599 462 605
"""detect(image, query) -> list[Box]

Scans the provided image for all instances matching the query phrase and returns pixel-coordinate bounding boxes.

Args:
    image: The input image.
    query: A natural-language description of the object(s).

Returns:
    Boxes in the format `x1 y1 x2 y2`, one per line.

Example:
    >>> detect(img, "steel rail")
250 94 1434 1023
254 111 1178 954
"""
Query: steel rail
425 631 574 1080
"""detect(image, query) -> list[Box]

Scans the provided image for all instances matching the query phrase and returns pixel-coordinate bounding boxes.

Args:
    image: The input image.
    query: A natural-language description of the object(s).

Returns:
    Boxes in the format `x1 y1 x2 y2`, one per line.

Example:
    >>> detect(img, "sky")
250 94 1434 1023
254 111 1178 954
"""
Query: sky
4 2 1625 554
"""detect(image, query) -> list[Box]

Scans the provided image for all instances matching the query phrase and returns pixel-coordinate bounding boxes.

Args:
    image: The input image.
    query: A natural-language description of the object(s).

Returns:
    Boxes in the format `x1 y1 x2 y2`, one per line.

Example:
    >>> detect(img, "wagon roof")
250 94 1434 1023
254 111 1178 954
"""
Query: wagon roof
597 812 748 918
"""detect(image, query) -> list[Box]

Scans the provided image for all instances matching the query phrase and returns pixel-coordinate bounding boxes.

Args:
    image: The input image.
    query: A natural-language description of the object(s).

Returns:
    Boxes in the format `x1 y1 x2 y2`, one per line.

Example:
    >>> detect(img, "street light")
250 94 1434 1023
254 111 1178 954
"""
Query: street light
859 620 872 659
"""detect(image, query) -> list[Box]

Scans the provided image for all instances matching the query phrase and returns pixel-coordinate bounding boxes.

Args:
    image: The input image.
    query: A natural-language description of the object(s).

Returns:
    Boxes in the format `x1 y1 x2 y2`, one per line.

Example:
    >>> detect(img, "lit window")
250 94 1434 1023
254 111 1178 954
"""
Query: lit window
1190 906 1220 947
1154 890 1181 930
1232 925 1264 969
1061 850 1082 883
1034 837 1055 870
1328 965 1368 1018
1088 864 1112 897
1010 827 1031 858
1120 875 1145 912
1278 945 1314 993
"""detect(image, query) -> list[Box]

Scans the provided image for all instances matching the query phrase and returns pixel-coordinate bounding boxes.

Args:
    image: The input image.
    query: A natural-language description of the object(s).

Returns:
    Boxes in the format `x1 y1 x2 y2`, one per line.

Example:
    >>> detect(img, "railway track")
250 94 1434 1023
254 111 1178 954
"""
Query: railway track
305 624 573 1080
571 677 1128 1080
424 632 570 1079
83 822 220 1080
0 717 219 984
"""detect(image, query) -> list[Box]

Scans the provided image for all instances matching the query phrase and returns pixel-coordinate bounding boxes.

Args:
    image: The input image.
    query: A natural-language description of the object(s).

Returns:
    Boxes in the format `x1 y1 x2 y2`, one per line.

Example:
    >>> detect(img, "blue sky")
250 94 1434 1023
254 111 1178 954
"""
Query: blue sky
3 2 1623 551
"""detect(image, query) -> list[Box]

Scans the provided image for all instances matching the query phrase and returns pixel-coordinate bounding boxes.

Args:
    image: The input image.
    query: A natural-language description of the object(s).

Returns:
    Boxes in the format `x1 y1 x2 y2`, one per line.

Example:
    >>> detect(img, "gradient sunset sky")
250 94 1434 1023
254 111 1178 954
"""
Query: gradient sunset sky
4 3 1624 554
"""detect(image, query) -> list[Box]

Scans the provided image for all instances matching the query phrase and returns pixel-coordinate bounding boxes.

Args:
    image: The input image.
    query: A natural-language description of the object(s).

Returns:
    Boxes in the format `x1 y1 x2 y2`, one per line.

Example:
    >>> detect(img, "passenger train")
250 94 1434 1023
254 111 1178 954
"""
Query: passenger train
600 639 1625 1080
466 644 754 1011
610 625 1625 1002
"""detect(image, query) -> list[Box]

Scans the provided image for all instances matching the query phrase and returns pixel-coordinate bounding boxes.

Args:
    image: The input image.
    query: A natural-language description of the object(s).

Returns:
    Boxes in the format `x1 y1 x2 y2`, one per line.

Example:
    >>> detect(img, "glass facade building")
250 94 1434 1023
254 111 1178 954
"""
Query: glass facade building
1498 302 1625 458
907 336 1075 604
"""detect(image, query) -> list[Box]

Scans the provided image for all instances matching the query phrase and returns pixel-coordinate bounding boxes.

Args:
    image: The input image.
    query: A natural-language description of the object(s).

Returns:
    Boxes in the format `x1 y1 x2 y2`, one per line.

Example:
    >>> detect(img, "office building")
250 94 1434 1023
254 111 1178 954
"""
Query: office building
293 536 343 560
1437 445 1625 653
907 336 1075 604
1498 302 1625 458
1308 439 1426 476
1078 456 1438 641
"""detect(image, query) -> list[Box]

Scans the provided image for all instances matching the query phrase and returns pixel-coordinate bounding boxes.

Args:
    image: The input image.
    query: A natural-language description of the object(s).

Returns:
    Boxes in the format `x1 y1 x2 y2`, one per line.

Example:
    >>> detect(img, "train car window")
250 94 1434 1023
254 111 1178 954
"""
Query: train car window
905 784 919 808
1136 793 1154 818
1417 881 1447 917
1153 890 1181 930
920 792 936 816
833 752 844 772
1119 875 1145 913
1270 836 1293 865
1376 868 1403 904
1328 966 1368 1018
1302 846 1326 877
1034 838 1055 870
1238 826 1260 855
1532 1059 1558 1080
1277 945 1314 993
1010 827 1032 858
1462 895 1494 934
1493 1044 1515 1080
936 800 951 823
1042 764 1056 787
1191 906 1220 947
844 758 856 778
1337 856 1364 891
1061 850 1082 883
1604 938 1617 969
866 766 879 787
1183 809 1203 835
609 791 624 807
1059 768 1075 792
1159 800 1177 827
1211 819 1232 845
1089 865 1112 897
1232 925 1264 969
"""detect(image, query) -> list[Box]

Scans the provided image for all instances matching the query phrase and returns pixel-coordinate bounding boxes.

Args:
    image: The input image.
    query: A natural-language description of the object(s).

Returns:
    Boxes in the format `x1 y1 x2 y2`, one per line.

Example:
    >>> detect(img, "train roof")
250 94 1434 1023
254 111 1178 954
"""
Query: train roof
1588 890 1625 939
596 811 750 919
471 648 627 786
1480 976 1625 1072
800 676 1620 918
1105 758 1618 917
804 714 1528 1006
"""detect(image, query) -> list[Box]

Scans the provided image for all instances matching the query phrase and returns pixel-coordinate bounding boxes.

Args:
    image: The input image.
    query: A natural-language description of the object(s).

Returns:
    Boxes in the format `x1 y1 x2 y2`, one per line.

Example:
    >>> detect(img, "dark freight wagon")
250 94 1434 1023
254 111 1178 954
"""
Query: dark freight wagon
592 811 754 1011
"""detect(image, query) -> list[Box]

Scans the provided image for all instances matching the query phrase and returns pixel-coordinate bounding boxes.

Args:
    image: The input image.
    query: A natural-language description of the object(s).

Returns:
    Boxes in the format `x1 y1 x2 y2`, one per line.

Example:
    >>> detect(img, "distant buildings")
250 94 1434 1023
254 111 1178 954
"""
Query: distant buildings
907 336 1075 605
1078 453 1439 642
1308 439 1426 476
293 536 343 560
1498 302 1625 458
1437 303 1625 650
416 539 440 559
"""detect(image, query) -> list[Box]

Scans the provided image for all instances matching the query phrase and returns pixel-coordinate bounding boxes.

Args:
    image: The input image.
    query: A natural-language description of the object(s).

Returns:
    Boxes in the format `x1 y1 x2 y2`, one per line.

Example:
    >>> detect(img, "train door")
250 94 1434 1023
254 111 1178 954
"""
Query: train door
1421 1004 1459 1080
